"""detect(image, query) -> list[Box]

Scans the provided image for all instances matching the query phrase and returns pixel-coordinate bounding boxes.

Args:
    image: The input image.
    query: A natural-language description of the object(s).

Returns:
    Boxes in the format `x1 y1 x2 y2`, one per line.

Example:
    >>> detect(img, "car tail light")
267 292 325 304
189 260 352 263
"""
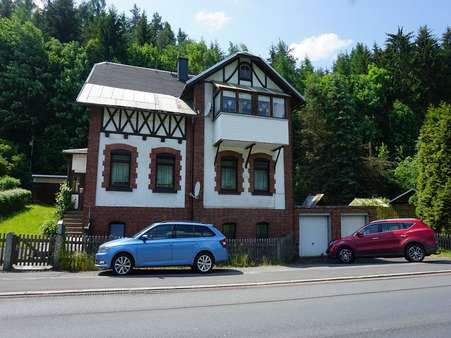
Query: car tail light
220 239 227 247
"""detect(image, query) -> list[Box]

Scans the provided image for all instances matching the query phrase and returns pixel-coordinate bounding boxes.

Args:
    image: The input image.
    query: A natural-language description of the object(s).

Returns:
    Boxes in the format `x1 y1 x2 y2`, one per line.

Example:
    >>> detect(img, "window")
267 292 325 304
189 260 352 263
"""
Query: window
175 224 194 238
222 223 236 239
109 223 125 237
254 159 270 193
238 93 252 114
257 96 270 117
194 225 215 237
362 223 380 235
221 158 238 192
239 63 252 81
146 224 174 240
156 154 175 192
256 222 269 239
222 91 236 113
110 151 131 190
381 223 403 233
272 97 285 118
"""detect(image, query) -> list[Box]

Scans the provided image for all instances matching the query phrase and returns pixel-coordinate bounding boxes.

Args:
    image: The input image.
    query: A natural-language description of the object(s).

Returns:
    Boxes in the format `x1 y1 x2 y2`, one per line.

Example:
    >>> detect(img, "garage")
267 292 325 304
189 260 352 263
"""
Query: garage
299 215 329 257
341 214 368 238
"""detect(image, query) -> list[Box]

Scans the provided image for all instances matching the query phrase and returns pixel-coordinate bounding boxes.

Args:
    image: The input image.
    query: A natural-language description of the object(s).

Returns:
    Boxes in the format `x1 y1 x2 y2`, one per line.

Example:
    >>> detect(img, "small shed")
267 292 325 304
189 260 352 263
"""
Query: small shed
32 174 67 204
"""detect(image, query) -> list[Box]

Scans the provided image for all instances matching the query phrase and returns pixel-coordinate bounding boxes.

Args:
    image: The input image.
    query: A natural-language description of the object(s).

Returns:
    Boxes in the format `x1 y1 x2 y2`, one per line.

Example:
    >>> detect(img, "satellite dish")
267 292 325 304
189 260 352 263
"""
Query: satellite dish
190 181 201 199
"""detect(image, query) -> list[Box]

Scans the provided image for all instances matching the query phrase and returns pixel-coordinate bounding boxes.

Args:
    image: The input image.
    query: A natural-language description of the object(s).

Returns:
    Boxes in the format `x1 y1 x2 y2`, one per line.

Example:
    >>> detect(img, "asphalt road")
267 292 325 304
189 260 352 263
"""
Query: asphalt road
1 273 451 337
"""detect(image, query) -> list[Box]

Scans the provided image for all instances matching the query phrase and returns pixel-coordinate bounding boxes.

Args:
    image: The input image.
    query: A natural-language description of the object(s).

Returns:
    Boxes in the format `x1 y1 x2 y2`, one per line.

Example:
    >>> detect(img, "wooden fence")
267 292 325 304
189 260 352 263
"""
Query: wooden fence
436 233 451 250
64 235 120 255
14 234 55 267
226 235 295 262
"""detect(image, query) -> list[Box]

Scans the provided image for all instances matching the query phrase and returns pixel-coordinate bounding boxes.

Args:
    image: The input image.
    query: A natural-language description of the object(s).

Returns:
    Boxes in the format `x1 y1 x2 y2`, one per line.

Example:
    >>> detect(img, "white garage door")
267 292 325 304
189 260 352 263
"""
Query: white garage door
299 215 329 257
341 215 368 238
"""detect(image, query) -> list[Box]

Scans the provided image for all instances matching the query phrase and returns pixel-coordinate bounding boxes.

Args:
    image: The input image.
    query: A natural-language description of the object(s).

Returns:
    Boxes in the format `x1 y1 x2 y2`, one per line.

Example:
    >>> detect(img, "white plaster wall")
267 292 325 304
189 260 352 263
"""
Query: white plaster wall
72 154 87 173
203 115 286 209
96 133 186 208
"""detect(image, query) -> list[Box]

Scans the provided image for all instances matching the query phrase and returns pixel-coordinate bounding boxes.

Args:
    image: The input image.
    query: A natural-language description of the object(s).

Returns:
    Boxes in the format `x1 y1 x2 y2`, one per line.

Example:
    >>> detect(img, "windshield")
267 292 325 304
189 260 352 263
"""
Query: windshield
133 223 157 238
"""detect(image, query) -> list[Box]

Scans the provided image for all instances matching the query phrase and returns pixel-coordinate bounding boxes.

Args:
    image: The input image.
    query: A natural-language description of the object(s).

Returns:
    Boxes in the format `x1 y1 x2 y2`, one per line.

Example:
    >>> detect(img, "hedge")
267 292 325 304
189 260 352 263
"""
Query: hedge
0 188 31 216
0 176 21 191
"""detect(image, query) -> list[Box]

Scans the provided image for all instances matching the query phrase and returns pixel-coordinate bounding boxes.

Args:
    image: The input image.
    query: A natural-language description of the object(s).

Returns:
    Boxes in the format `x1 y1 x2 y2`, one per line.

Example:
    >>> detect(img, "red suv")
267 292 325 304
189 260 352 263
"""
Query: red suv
327 218 437 263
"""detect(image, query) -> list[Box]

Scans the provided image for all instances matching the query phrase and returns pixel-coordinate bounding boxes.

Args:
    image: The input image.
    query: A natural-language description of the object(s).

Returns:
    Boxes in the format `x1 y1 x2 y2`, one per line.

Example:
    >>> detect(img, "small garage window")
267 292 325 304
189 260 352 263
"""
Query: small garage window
109 223 125 237
222 223 236 239
256 222 269 239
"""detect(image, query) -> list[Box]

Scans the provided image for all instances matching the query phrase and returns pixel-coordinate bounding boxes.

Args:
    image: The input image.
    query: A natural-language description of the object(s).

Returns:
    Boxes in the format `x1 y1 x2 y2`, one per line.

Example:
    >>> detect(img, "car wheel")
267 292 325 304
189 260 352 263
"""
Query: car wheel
337 247 354 264
194 252 214 273
405 244 425 262
112 253 133 275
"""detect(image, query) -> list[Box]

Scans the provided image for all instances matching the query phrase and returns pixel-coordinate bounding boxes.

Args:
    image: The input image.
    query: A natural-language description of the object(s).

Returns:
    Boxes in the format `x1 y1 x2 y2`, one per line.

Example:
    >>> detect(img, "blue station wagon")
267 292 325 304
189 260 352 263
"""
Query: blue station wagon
95 221 228 275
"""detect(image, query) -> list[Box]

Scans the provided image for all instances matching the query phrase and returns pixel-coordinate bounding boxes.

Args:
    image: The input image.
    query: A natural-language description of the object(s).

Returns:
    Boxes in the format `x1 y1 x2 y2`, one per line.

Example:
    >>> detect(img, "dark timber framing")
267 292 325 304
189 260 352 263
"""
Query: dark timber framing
101 107 186 141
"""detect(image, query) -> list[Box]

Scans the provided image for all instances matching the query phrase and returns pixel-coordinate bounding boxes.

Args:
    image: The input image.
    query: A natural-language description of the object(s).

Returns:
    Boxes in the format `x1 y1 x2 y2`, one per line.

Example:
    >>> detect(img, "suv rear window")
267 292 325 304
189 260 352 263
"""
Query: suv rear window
174 224 215 238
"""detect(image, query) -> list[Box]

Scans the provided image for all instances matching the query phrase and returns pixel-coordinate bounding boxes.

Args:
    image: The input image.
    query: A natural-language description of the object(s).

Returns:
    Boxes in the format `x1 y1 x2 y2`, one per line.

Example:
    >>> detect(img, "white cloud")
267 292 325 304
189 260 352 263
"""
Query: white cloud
195 11 231 30
289 33 353 62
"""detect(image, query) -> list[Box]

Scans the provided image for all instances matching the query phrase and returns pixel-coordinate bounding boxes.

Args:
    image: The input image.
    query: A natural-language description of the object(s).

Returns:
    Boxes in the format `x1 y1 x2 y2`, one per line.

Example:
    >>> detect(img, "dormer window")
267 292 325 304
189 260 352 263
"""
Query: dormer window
239 63 252 81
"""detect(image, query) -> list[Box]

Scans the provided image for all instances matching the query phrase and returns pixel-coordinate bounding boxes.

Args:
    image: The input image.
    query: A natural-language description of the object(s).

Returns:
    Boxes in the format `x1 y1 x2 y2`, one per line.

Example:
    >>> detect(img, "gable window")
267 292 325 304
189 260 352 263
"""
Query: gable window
110 151 131 190
238 93 252 114
272 97 286 118
221 158 238 193
239 63 252 81
156 154 175 192
256 222 269 239
254 159 270 193
222 223 236 239
257 95 270 117
222 90 236 113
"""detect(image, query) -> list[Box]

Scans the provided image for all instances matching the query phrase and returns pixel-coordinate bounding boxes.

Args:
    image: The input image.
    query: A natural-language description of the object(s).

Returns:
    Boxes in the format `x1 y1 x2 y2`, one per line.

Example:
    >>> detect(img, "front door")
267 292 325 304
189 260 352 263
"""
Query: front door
136 224 174 266
354 223 382 256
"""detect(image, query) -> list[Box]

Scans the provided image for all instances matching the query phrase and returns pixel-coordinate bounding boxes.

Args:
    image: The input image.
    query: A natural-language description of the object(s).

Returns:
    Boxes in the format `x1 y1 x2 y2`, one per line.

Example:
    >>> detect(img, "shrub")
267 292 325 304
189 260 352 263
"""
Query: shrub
0 175 21 191
59 251 96 272
40 219 58 236
55 182 73 217
0 188 31 216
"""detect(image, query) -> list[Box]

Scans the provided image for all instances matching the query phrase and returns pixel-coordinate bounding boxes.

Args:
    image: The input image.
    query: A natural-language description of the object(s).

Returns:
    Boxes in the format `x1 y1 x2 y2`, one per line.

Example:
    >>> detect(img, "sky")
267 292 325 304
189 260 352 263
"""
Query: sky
106 0 451 68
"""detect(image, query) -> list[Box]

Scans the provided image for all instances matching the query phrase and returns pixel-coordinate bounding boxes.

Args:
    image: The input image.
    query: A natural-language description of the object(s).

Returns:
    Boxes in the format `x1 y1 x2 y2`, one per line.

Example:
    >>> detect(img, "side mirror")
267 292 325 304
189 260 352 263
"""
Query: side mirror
141 234 150 241
356 231 364 238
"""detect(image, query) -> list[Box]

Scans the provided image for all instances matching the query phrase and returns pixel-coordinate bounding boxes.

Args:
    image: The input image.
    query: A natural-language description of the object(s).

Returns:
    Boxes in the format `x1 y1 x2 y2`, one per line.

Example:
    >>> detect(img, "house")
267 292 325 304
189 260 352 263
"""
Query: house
69 52 305 238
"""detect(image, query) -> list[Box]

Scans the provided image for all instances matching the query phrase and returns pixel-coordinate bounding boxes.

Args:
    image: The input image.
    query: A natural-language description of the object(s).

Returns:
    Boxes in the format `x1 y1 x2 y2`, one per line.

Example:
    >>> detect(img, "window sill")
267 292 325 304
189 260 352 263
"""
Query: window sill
106 186 133 192
252 191 273 196
219 190 241 195
153 188 177 194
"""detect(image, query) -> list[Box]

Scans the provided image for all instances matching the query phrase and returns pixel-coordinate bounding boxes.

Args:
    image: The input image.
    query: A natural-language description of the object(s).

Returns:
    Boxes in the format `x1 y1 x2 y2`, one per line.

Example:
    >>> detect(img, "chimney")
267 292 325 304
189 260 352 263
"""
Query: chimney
177 57 188 82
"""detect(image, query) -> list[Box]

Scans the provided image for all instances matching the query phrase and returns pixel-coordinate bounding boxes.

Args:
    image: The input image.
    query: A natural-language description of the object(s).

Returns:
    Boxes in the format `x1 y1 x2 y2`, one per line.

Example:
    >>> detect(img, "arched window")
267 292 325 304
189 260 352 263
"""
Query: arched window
110 150 131 190
222 223 236 239
253 159 270 193
155 153 175 192
239 63 252 81
256 222 269 239
220 157 238 193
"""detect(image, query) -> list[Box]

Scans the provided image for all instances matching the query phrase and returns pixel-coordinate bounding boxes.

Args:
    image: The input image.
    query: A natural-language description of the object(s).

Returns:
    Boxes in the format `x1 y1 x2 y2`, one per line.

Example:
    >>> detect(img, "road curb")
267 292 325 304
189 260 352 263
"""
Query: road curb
2 269 451 298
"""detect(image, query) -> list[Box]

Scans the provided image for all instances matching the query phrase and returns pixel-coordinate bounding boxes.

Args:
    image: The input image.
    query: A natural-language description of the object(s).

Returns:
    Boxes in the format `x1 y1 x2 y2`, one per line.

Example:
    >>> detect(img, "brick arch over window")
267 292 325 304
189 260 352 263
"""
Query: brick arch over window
102 144 138 191
249 153 275 195
215 150 244 194
149 147 182 192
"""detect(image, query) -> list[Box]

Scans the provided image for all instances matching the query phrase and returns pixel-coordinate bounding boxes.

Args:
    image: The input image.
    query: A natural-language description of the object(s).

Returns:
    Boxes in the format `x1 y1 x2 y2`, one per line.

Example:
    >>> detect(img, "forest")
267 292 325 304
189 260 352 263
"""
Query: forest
0 0 449 230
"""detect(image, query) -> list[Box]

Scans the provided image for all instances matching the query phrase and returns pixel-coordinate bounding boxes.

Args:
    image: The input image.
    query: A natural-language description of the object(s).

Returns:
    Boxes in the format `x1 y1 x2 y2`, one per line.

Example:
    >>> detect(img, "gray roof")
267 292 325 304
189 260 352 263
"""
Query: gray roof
86 62 188 97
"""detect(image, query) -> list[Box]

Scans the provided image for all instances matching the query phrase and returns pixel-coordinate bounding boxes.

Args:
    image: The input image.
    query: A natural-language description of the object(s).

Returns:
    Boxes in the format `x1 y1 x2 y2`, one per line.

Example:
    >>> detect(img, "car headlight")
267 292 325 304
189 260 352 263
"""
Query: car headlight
97 245 110 253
